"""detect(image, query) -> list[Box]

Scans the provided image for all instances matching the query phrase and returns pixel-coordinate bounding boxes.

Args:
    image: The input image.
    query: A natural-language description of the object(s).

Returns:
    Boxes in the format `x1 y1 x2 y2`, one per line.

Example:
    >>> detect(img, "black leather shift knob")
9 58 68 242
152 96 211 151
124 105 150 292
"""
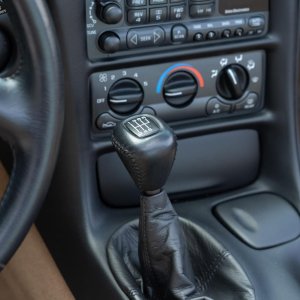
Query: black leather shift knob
112 114 177 193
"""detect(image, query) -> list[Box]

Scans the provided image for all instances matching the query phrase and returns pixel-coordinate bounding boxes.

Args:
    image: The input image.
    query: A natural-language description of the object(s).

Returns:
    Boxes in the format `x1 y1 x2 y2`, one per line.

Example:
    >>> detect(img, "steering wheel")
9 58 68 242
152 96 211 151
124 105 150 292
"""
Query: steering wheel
0 0 62 267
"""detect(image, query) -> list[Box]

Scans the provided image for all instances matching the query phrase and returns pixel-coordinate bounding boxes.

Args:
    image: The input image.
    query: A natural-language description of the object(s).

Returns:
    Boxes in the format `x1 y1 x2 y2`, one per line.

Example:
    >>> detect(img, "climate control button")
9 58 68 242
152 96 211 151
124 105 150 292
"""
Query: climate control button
108 79 143 115
235 93 258 111
207 98 231 115
163 71 197 107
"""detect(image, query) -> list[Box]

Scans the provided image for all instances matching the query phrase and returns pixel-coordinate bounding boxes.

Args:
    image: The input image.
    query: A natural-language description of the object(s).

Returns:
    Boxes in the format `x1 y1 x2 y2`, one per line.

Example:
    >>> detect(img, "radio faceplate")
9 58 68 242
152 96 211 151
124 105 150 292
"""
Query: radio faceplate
90 51 265 134
86 0 269 61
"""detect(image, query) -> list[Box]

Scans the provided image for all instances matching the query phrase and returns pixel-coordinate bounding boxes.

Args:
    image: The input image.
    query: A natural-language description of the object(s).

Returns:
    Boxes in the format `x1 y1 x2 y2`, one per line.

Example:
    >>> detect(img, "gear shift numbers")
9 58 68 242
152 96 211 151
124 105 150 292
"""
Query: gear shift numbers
125 115 159 138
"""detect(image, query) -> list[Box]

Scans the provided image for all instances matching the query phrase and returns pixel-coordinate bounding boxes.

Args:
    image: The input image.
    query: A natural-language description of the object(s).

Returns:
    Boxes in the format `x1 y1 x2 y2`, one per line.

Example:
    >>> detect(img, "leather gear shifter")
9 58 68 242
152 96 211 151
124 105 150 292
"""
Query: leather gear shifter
112 114 201 299
110 114 255 300
112 114 177 194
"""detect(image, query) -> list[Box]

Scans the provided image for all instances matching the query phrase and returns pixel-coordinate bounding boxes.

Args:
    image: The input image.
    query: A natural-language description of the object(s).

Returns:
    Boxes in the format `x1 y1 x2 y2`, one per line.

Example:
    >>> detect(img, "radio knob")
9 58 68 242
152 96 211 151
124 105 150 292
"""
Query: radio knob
216 64 249 100
108 79 143 115
97 1 123 24
99 32 121 53
163 71 198 107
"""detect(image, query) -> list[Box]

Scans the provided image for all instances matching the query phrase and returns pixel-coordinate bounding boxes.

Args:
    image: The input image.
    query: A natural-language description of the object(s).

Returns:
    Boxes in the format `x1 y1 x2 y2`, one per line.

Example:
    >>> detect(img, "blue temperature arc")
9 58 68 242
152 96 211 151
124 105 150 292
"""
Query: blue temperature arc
156 63 204 94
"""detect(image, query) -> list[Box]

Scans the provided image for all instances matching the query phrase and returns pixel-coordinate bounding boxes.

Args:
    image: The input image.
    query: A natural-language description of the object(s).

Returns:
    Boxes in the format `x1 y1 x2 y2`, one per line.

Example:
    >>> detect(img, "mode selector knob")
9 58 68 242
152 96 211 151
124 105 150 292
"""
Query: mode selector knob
96 0 122 24
163 71 198 107
216 64 249 100
108 79 143 115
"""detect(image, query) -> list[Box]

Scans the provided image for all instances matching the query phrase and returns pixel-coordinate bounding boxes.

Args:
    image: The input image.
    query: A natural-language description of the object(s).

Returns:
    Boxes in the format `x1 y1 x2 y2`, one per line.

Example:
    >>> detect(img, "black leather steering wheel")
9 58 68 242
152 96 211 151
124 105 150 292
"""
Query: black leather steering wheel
0 1 62 267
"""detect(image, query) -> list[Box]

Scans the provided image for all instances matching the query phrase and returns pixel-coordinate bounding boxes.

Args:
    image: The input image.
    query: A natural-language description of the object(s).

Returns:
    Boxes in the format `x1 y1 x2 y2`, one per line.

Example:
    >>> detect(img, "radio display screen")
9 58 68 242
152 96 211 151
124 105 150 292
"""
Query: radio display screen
219 0 269 15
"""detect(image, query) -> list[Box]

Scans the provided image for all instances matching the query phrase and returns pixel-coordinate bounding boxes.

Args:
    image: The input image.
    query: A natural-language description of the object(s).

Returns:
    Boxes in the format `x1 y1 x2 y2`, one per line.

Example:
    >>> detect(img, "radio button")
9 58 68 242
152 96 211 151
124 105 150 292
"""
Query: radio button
222 29 231 39
249 16 265 28
189 4 214 18
170 5 185 20
127 27 165 48
171 25 187 43
234 28 244 37
193 32 204 41
127 9 147 25
150 7 167 23
206 31 217 40
127 0 147 6
150 0 167 5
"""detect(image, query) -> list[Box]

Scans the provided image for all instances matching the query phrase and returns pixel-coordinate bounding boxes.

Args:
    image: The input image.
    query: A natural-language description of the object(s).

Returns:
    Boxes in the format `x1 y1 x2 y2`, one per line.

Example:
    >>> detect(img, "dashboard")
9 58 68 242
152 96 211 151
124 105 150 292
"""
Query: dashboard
84 0 271 208
88 0 268 136
2 0 300 299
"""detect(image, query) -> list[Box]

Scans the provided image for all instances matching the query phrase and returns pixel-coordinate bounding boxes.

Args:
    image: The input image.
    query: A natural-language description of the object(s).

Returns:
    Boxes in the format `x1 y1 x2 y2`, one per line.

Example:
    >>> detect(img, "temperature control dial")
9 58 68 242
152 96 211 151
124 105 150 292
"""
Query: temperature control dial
216 64 249 100
108 79 143 115
163 71 198 107
96 0 122 24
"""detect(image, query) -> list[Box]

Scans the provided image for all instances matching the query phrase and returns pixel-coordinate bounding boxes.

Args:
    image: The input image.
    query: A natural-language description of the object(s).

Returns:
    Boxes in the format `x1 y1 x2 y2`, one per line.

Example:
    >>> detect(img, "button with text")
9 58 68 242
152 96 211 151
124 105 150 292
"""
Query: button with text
189 4 214 18
127 9 147 25
150 7 167 23
249 16 265 28
235 93 258 111
207 98 231 115
171 25 187 43
127 27 165 48
150 0 167 5
170 5 185 20
127 0 147 6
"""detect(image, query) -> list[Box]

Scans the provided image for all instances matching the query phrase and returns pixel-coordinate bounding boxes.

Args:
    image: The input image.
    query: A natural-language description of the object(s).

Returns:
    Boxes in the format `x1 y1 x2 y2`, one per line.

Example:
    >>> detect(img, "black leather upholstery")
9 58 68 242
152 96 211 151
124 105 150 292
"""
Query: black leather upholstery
0 1 63 266
138 191 201 299
108 212 256 300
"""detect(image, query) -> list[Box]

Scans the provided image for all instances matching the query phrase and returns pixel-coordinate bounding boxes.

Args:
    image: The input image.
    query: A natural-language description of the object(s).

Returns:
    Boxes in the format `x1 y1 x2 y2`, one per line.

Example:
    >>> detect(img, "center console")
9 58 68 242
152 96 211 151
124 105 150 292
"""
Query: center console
37 0 300 299
87 0 269 202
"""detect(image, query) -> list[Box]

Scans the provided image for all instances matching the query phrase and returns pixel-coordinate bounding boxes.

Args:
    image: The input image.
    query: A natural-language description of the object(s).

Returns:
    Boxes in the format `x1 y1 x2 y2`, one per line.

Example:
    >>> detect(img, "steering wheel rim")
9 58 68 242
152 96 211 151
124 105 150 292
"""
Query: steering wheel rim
0 0 63 267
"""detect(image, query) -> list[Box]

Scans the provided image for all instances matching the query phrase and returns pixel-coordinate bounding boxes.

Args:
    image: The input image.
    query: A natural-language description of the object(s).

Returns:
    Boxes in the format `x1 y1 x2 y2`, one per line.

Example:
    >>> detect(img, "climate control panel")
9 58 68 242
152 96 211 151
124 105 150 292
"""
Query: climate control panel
90 51 265 133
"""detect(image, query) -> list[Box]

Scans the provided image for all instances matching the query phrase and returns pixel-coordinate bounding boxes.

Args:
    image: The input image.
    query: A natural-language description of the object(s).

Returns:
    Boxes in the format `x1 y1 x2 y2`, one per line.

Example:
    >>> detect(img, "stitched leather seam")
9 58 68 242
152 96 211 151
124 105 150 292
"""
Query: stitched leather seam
111 135 144 189
197 250 230 292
